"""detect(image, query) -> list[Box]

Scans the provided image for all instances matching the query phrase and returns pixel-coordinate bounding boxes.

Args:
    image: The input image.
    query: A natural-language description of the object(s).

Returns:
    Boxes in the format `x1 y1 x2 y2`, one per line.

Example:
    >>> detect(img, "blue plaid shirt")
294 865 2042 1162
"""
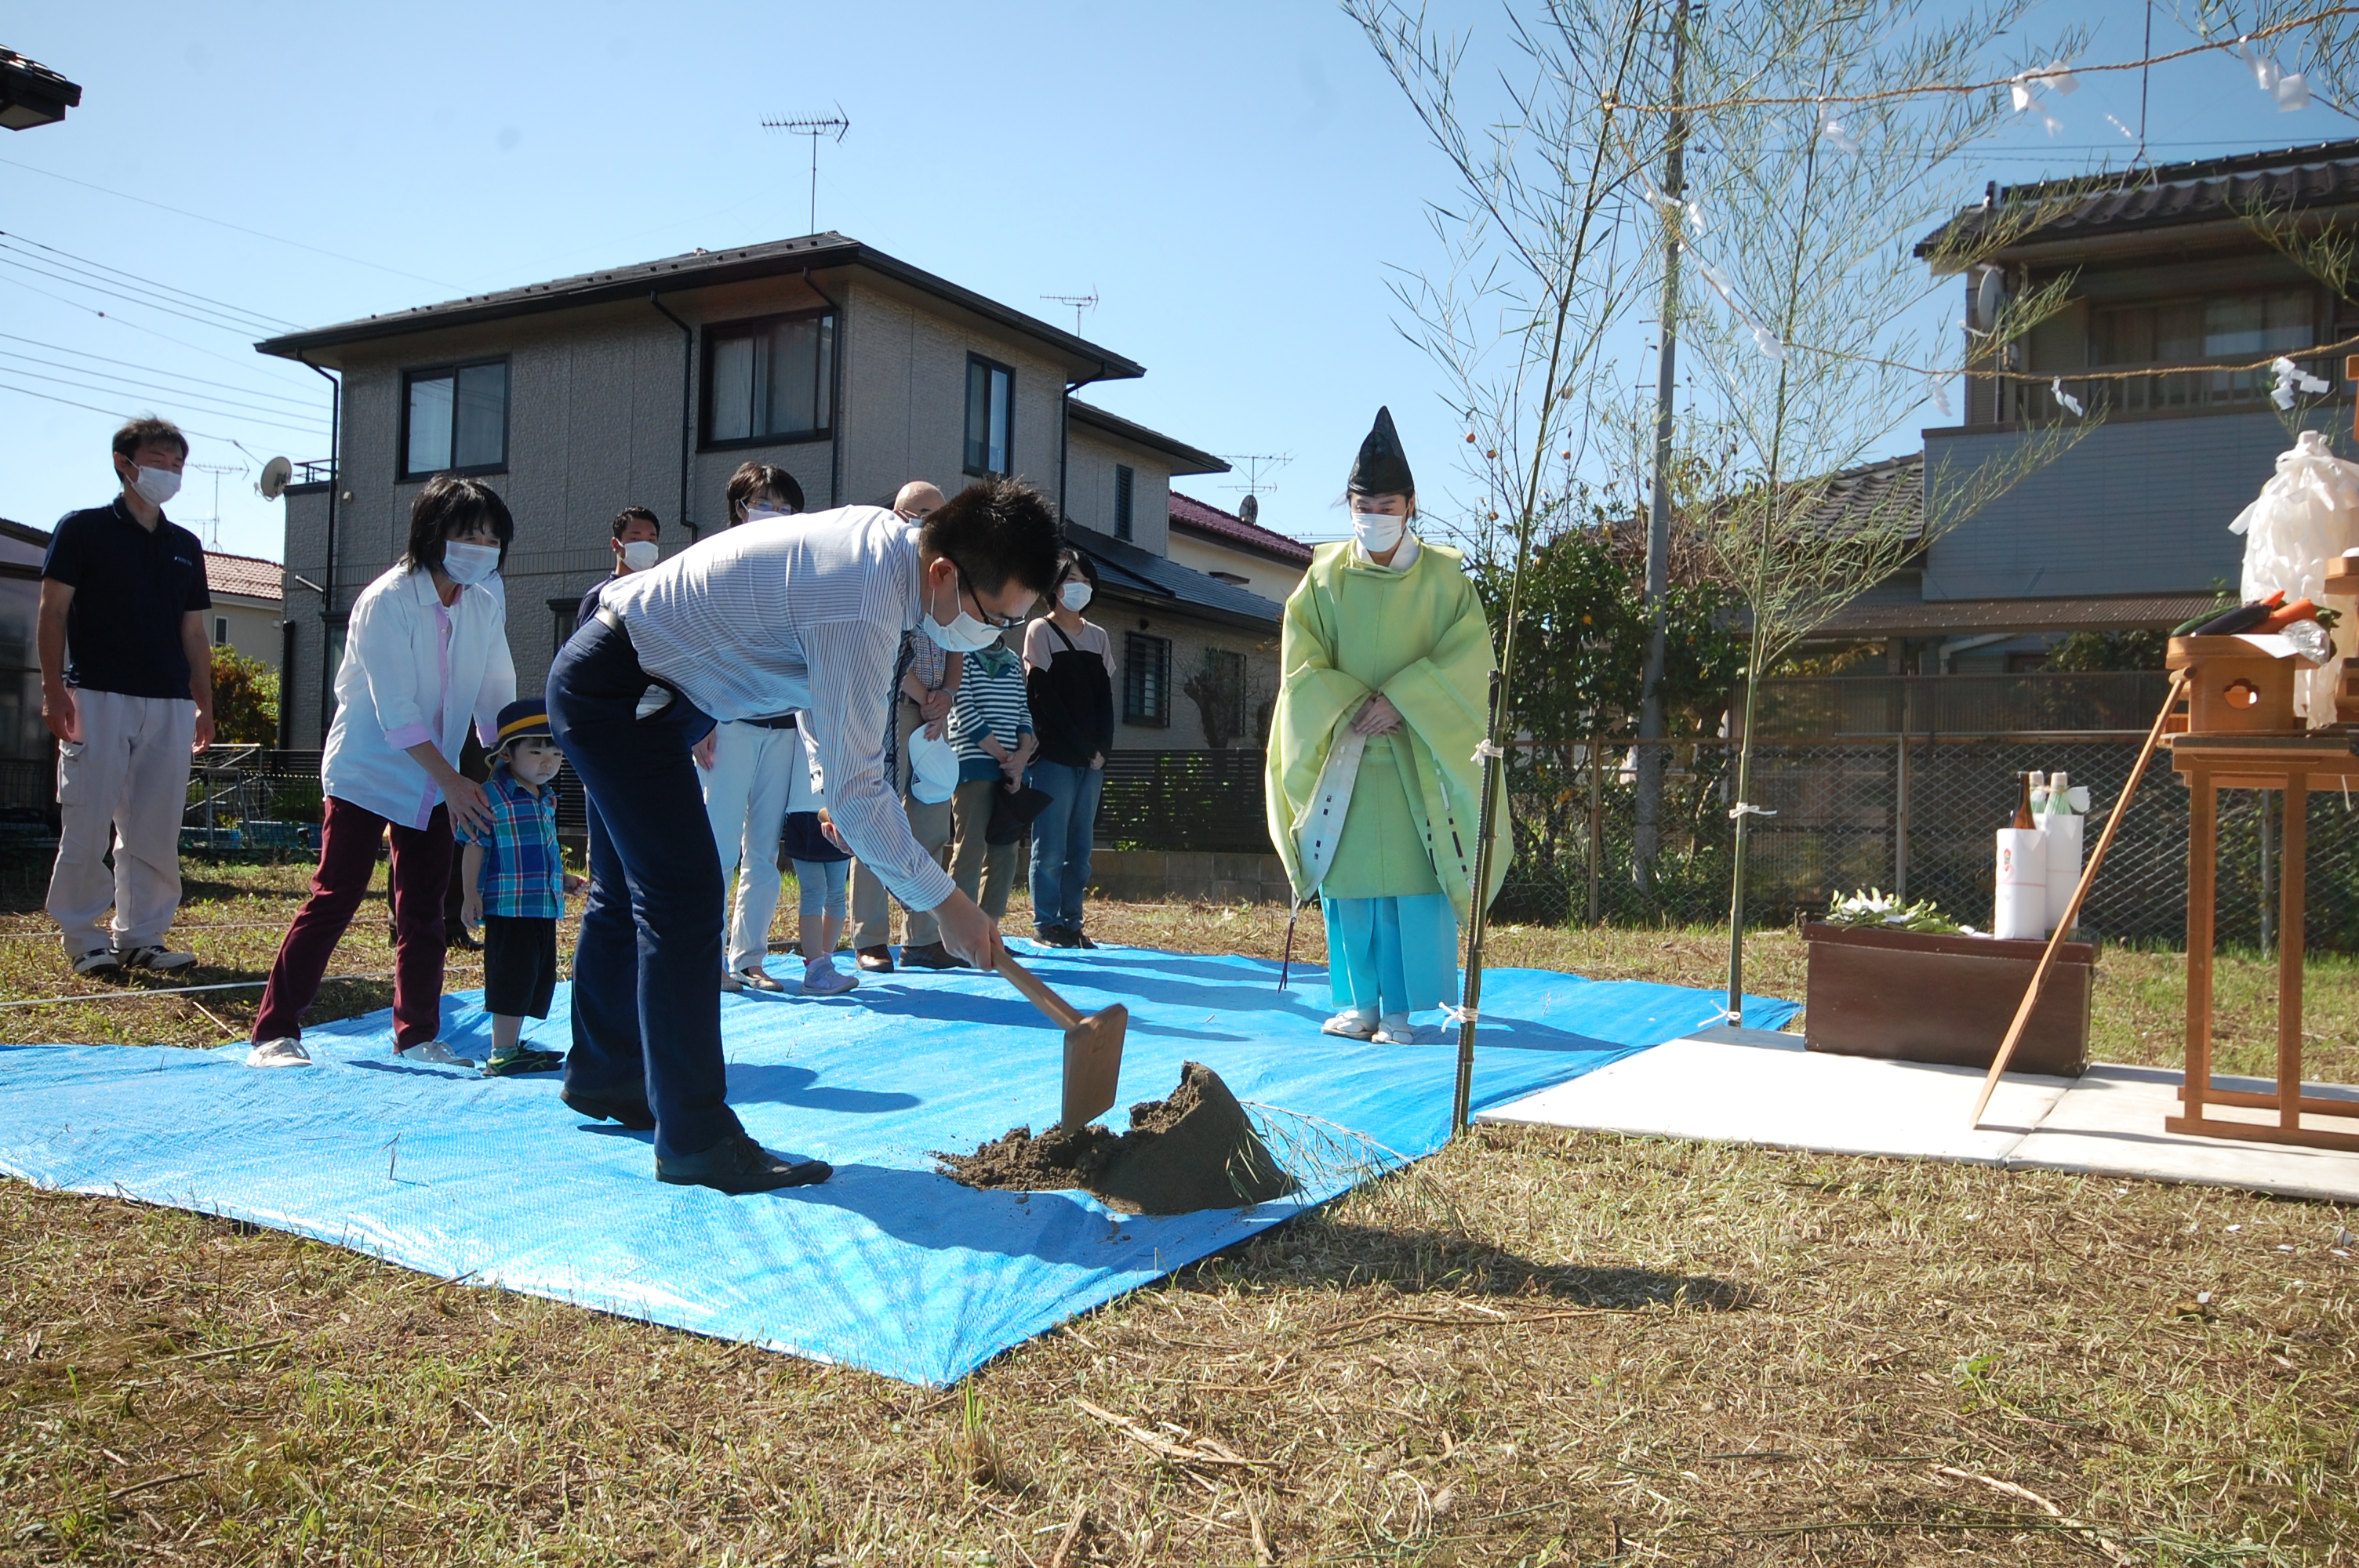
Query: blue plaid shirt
456 766 565 919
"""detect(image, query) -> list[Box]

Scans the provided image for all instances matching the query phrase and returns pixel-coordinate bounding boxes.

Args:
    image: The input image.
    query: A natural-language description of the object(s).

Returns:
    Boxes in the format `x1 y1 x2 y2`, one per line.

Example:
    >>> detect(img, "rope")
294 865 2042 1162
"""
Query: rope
0 965 483 1011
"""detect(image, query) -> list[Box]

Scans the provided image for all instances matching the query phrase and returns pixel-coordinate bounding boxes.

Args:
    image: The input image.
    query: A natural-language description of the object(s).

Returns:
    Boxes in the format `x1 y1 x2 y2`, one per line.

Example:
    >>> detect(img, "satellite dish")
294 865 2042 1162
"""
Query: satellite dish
1972 268 2005 334
1238 494 1259 526
256 456 293 500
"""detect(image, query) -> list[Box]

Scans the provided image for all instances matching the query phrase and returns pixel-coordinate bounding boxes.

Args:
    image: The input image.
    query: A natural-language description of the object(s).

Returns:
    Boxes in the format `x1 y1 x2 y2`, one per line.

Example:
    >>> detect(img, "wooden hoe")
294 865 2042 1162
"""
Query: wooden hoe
995 947 1128 1129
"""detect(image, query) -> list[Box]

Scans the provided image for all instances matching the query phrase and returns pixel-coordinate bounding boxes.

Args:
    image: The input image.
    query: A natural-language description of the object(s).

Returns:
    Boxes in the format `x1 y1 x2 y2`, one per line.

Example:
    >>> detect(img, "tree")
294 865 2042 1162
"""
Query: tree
209 647 279 744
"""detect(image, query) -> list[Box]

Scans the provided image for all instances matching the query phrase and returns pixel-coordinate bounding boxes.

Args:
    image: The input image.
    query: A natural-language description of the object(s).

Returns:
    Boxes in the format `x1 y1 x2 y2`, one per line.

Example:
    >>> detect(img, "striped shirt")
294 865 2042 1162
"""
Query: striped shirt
951 647 1033 779
598 505 956 912
455 766 565 920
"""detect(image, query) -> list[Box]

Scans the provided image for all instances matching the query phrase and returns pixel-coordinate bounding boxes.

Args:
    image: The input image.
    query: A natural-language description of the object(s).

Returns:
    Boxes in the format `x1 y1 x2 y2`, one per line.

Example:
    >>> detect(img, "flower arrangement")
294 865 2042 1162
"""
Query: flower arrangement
1826 887 1965 934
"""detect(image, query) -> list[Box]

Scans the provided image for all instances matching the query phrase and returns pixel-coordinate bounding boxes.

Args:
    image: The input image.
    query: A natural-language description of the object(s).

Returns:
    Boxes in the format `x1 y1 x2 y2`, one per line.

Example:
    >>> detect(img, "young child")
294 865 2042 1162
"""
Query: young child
457 698 583 1075
947 640 1034 927
782 720 856 996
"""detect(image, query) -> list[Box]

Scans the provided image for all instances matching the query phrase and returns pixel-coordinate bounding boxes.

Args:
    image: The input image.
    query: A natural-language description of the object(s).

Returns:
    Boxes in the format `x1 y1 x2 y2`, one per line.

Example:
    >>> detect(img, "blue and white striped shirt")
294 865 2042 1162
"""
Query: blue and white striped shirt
599 505 956 912
951 648 1033 779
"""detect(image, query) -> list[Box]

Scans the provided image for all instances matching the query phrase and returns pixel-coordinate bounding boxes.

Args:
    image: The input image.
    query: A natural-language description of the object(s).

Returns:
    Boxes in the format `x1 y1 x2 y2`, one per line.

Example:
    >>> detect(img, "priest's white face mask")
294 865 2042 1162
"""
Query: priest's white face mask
1348 492 1413 555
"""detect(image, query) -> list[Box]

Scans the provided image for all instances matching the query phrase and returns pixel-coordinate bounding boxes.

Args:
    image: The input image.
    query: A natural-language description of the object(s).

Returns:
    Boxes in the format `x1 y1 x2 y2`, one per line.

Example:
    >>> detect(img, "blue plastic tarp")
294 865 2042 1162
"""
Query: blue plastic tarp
0 948 1796 1385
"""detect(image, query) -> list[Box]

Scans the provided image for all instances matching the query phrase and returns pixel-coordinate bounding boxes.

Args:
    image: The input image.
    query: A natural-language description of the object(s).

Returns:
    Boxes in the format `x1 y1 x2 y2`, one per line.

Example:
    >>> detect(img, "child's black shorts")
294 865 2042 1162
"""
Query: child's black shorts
482 914 558 1018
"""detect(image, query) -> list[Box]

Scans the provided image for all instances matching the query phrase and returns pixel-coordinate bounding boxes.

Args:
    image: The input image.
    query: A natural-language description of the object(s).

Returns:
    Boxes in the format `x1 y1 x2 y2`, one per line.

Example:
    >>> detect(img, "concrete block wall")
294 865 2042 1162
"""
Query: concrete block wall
1088 848 1292 905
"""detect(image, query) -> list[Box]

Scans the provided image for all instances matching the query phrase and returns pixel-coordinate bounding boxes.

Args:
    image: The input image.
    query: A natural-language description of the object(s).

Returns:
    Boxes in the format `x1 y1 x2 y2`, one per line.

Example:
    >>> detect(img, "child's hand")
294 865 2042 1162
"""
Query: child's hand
461 891 483 931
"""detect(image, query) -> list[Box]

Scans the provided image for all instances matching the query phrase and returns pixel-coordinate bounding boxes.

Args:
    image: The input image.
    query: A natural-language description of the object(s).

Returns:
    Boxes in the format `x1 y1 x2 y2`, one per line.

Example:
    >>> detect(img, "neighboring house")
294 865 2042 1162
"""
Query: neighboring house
200 550 285 670
1819 140 2358 672
0 518 45 769
1167 491 1313 606
255 231 1288 751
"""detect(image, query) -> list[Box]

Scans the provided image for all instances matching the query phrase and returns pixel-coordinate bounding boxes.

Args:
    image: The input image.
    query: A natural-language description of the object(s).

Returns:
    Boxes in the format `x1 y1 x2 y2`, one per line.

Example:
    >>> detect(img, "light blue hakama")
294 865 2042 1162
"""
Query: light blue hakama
1321 892 1460 1018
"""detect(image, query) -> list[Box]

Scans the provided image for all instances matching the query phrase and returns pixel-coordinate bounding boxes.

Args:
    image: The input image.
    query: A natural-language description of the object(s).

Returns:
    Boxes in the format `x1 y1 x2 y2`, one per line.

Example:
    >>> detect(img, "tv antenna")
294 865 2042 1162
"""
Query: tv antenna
1219 452 1292 526
761 111 850 234
187 460 245 547
1040 290 1099 336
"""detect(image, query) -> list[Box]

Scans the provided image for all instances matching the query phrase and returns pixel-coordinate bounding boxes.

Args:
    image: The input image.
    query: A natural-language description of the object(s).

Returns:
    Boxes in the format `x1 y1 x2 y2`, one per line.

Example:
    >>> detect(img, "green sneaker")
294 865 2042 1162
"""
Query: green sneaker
482 1047 565 1077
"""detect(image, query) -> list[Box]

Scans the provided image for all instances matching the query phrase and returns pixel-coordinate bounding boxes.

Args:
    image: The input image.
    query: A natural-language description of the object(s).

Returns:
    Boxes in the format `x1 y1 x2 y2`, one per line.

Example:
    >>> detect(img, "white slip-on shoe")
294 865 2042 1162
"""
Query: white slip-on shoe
801 959 858 996
118 945 198 972
1321 1008 1379 1040
246 1038 311 1069
395 1040 477 1069
1372 1013 1420 1045
736 966 787 993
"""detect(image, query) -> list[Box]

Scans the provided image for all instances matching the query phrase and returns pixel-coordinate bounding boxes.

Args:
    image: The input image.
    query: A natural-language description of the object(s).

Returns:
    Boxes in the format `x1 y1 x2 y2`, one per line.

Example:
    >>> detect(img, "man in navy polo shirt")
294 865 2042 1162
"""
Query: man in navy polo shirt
40 416 217 976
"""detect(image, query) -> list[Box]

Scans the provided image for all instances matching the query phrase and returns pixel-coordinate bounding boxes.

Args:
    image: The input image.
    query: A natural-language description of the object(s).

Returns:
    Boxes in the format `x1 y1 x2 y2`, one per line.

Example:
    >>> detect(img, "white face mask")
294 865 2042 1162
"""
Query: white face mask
1059 581 1093 612
920 565 1007 653
132 465 181 506
620 539 660 572
440 539 500 586
743 503 790 525
1352 509 1407 555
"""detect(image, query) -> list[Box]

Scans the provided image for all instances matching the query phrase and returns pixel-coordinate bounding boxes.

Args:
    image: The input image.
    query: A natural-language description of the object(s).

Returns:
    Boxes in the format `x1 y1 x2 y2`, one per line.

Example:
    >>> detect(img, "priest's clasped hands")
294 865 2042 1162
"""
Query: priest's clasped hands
1350 693 1405 736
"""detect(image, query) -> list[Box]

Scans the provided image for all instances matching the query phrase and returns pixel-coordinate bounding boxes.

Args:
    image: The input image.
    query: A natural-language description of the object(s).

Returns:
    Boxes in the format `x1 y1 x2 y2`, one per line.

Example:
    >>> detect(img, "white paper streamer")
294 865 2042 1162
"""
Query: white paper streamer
1471 739 1506 762
2272 355 2332 409
1817 101 1860 154
1728 801 1779 819
2278 72 2310 111
2051 377 2085 417
1750 322 1787 361
1928 374 1954 418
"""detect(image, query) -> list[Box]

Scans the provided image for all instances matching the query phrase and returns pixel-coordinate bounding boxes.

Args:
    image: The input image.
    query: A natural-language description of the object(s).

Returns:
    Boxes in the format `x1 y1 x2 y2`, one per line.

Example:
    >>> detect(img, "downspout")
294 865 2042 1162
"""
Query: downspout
296 351 340 743
800 267 844 506
649 292 696 539
1059 359 1114 527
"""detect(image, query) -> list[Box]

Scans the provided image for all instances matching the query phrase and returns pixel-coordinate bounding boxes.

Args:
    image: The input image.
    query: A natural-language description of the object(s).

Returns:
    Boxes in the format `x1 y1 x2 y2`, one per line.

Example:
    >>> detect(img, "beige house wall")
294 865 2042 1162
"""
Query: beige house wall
206 597 282 670
1064 426 1171 554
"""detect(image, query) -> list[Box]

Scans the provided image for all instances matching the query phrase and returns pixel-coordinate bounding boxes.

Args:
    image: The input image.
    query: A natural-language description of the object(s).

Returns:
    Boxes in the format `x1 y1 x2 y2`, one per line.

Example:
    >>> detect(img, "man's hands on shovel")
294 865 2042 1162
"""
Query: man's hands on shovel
935 891 1002 970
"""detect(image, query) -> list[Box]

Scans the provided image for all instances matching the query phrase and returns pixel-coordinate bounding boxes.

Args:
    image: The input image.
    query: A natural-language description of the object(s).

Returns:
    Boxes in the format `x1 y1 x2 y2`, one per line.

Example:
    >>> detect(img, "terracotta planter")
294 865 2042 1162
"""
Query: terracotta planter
1801 921 2093 1077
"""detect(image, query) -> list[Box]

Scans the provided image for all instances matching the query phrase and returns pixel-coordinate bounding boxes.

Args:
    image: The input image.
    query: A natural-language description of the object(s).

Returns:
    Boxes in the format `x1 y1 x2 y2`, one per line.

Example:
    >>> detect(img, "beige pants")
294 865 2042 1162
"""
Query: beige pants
47 689 195 957
849 697 955 948
950 778 1018 921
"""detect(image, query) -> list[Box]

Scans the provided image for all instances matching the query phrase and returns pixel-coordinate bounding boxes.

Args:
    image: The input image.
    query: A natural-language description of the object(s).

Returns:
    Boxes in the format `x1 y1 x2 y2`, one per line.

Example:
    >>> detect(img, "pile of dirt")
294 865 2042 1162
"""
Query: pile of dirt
936 1062 1298 1215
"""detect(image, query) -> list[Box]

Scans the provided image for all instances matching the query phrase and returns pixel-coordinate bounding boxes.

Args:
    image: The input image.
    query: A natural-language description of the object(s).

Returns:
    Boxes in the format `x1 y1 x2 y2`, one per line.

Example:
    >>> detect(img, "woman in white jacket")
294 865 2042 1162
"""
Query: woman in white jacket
246 477 518 1068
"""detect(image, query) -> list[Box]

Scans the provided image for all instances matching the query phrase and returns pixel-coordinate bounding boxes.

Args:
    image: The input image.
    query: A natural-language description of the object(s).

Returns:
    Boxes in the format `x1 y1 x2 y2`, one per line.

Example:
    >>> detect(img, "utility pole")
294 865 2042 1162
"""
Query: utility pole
1634 0 1692 898
761 113 850 234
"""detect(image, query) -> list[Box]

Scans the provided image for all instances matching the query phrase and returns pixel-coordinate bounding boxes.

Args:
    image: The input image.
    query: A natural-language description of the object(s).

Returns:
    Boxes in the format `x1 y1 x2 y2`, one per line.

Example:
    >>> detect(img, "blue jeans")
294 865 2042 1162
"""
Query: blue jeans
1026 760 1103 931
547 615 736 1161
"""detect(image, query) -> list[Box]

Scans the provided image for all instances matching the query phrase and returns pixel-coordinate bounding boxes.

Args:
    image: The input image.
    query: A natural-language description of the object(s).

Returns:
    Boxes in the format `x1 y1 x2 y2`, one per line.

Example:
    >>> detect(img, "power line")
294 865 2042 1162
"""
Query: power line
0 270 323 387
0 332 322 409
0 350 329 425
0 378 296 448
0 249 274 339
0 153 461 289
0 230 300 332
0 363 329 438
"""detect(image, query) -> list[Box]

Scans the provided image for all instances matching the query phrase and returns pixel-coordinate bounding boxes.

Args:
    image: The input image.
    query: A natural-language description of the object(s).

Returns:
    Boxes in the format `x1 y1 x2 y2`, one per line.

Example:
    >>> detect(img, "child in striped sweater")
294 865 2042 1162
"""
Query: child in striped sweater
946 642 1034 925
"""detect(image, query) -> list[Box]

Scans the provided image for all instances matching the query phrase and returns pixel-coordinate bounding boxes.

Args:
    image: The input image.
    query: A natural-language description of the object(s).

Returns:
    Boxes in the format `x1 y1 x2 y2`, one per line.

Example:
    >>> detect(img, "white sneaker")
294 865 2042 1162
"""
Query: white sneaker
118 945 197 972
802 958 857 996
246 1038 311 1069
1372 1013 1420 1045
395 1041 477 1069
1321 1008 1379 1040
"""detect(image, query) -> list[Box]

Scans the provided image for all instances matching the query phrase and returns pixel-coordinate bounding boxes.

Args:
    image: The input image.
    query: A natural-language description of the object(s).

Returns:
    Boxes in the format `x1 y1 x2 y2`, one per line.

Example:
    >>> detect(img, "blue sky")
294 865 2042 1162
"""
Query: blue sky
0 1 2346 562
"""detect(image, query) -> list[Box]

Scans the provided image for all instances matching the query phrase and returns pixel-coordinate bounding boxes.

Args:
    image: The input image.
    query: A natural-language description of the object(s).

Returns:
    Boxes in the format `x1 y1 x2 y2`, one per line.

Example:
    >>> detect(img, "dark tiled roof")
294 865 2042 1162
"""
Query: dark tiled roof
1064 521 1284 630
1794 452 1925 545
256 234 1145 380
1819 591 2228 637
1169 491 1314 565
0 49 81 109
1921 139 2359 256
1066 401 1227 475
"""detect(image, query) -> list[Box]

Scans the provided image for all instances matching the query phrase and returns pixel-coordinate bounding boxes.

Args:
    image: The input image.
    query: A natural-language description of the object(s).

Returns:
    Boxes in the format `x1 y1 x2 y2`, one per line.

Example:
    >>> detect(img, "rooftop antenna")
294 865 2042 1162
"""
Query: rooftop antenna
761 111 850 235
187 460 244 547
1219 452 1292 527
1040 290 1099 336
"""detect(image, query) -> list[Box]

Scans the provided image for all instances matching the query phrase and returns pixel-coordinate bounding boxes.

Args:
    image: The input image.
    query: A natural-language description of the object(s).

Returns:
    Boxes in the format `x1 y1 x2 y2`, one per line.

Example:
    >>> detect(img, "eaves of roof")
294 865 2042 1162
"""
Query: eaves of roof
254 233 1147 381
1168 491 1314 565
1817 591 2226 638
1066 401 1228 475
1064 521 1283 632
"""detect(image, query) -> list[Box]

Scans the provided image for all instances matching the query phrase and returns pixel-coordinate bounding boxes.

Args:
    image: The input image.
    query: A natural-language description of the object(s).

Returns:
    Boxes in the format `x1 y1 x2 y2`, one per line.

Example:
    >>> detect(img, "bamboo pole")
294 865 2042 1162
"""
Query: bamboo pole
1968 670 2188 1124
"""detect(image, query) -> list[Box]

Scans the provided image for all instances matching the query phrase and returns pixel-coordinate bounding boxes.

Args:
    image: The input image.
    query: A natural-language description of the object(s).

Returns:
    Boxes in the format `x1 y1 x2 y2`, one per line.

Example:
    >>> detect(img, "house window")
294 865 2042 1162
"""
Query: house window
1114 464 1135 540
212 616 228 646
1123 631 1171 727
965 355 1013 476
703 311 834 447
402 359 508 478
2085 289 2317 412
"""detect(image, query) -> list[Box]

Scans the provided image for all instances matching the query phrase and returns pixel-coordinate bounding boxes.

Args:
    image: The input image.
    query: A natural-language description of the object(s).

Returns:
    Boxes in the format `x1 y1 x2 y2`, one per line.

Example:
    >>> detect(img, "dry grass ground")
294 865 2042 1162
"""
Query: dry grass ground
1 854 2354 1565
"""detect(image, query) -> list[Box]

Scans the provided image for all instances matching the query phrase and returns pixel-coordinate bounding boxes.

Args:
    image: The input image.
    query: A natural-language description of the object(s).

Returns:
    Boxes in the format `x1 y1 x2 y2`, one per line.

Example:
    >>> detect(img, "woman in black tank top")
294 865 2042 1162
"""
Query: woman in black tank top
1024 552 1115 947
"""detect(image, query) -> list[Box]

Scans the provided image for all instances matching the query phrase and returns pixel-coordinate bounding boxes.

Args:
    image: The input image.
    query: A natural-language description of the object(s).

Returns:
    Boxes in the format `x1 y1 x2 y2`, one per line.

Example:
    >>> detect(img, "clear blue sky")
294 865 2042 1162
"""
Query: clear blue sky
0 1 2345 562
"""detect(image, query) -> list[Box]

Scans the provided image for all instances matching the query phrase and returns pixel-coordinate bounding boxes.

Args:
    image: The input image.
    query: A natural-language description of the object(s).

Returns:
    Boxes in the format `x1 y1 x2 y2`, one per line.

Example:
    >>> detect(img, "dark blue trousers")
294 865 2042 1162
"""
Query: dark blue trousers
547 615 736 1161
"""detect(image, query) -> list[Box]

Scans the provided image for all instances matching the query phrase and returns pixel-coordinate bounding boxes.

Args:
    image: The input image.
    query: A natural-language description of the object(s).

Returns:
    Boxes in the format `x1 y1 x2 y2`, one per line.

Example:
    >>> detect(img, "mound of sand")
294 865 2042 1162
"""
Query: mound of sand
936 1062 1297 1215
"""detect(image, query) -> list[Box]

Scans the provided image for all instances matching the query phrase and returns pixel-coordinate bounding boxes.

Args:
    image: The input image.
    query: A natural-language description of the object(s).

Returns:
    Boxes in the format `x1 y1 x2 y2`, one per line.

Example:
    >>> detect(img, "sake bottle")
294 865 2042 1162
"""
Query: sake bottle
2012 771 2038 830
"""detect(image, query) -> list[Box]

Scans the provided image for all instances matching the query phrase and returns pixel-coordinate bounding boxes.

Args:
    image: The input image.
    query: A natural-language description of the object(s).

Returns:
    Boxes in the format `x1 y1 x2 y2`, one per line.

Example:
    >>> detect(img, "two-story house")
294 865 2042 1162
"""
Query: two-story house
255 233 1296 751
1819 140 2359 673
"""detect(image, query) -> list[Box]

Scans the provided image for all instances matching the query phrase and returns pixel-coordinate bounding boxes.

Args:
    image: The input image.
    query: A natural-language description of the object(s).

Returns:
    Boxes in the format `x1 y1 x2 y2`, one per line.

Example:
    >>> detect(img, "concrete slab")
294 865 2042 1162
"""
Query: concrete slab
2009 1065 2359 1203
1478 1025 2074 1165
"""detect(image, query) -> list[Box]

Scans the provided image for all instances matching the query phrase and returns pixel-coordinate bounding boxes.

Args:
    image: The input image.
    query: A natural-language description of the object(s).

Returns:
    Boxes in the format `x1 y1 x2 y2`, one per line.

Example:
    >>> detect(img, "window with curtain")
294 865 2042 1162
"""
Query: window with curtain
402 360 508 478
965 355 1013 476
2088 289 2317 412
704 312 834 446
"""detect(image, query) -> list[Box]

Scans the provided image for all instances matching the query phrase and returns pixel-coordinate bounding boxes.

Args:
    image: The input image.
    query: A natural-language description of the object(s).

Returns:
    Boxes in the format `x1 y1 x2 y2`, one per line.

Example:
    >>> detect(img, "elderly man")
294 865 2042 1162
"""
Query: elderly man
549 475 1058 1192
40 416 216 977
849 480 961 973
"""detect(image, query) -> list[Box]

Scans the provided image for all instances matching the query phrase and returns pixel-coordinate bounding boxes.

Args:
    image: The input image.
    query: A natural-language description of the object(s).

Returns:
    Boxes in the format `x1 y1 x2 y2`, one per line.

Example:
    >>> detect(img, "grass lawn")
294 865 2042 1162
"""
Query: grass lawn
1 854 2354 1564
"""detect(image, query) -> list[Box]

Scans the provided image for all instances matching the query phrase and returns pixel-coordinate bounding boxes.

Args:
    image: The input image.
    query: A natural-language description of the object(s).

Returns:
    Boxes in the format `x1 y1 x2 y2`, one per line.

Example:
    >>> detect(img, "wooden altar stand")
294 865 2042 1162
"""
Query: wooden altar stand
2168 731 2359 1152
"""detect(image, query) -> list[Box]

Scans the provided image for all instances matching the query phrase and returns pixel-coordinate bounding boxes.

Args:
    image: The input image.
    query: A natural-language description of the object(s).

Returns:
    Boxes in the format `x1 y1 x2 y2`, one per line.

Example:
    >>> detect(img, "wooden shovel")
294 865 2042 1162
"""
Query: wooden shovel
996 947 1128 1129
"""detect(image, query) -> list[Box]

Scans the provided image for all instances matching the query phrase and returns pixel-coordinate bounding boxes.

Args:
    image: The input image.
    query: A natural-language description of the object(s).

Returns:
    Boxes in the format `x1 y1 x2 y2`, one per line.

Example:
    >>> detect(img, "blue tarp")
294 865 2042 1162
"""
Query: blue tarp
0 949 1796 1385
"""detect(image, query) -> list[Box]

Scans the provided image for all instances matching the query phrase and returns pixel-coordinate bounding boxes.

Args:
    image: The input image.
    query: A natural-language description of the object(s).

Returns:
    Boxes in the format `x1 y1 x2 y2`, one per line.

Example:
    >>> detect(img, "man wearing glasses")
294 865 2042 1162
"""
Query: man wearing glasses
546 476 1058 1193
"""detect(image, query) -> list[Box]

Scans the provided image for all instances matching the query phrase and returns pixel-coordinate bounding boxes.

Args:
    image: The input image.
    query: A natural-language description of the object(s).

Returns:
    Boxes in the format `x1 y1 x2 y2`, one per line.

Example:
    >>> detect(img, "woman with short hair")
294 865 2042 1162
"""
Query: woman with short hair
1023 550 1114 948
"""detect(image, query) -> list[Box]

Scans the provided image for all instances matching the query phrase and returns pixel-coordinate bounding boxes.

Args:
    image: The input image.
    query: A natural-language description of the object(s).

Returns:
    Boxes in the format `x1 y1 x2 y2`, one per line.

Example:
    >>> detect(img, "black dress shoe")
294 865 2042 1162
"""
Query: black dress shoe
655 1131 833 1194
899 941 958 970
560 1087 656 1131
855 946 896 973
1034 926 1079 949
